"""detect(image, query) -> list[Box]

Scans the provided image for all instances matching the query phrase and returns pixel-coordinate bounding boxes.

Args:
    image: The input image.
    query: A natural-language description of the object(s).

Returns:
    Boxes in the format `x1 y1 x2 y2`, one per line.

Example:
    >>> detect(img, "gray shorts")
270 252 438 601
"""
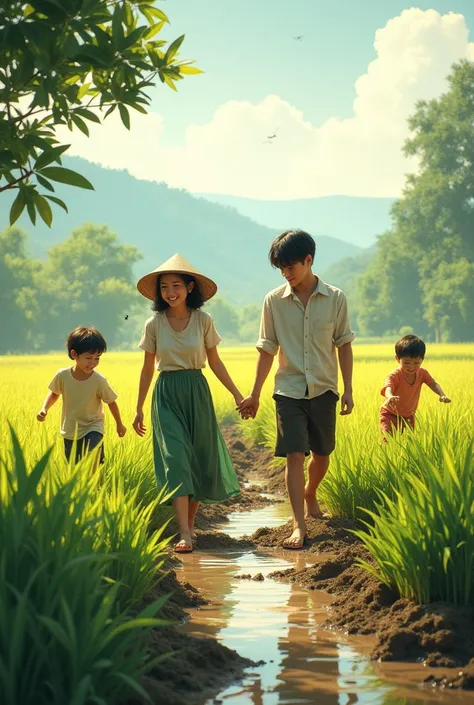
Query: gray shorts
273 391 338 458
64 431 105 464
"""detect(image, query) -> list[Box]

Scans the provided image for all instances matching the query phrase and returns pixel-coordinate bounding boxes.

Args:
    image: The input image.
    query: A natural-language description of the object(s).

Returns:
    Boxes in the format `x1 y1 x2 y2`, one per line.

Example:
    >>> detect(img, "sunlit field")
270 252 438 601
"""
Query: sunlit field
1 343 472 463
1 344 473 700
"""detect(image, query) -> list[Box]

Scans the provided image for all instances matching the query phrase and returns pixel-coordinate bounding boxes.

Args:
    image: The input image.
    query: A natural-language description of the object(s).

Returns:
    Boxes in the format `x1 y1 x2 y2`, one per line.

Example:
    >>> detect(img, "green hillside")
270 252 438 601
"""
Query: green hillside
0 158 364 304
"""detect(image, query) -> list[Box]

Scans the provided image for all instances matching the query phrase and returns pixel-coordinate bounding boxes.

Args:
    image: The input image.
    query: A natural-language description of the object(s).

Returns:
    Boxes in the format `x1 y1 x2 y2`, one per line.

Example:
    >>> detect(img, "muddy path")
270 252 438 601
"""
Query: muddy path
155 426 474 704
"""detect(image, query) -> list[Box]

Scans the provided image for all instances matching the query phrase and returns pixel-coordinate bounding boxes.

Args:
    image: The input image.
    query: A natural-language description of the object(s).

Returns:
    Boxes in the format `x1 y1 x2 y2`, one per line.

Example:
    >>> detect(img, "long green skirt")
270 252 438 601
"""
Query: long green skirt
151 369 241 505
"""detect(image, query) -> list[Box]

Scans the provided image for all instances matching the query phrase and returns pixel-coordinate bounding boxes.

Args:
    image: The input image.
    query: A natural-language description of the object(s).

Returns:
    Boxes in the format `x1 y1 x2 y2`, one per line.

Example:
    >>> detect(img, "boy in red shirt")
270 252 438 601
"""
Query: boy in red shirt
380 334 451 435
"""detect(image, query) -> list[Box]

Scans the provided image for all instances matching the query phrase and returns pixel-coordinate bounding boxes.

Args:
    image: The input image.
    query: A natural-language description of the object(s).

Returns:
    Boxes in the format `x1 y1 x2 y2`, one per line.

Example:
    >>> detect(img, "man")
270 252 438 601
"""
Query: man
239 230 355 549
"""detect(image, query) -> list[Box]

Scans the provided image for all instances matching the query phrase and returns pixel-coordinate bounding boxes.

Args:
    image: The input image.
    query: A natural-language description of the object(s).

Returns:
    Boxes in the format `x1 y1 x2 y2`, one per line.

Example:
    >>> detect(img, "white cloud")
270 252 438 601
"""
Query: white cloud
63 9 474 199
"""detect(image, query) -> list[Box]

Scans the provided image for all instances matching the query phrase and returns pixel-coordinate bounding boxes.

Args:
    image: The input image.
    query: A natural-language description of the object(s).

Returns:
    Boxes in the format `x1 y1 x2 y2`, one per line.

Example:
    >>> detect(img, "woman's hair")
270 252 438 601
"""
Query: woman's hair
152 273 205 312
67 326 107 359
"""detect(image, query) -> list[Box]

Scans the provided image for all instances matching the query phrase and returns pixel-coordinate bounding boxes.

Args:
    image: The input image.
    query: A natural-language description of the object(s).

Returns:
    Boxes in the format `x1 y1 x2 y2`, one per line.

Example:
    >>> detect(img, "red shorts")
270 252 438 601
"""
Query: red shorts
380 407 415 436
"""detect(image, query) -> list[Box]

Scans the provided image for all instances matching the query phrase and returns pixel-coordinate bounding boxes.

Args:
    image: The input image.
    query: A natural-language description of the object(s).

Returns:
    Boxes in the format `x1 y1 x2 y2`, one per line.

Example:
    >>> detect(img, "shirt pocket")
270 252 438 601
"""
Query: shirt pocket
311 321 335 344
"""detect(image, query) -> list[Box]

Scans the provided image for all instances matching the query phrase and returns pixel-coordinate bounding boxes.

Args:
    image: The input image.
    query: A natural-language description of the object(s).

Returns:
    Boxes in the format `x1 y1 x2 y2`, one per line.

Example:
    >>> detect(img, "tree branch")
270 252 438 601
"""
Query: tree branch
0 171 33 192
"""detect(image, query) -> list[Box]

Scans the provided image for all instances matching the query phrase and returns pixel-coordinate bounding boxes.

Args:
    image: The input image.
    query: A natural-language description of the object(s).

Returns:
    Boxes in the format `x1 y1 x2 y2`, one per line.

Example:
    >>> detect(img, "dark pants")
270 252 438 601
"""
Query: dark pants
64 431 105 464
273 391 338 457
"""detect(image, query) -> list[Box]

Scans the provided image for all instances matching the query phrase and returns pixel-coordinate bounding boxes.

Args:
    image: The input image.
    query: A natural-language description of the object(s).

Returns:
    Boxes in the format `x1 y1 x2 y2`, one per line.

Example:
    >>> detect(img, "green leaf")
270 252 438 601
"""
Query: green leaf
104 105 117 119
112 3 124 46
71 114 90 137
77 83 91 100
178 64 203 76
34 193 53 227
144 6 168 23
36 174 55 192
74 108 101 124
165 34 185 63
162 74 178 92
39 167 94 190
9 189 26 225
121 25 147 50
35 144 70 170
144 21 164 40
74 45 113 68
130 103 148 114
118 104 130 130
44 195 68 213
26 200 37 226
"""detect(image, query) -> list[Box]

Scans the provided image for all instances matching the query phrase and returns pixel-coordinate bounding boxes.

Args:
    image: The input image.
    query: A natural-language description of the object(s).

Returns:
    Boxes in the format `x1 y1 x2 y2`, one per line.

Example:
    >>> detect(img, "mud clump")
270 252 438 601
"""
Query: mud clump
144 626 254 705
193 530 253 551
248 516 360 552
252 573 265 582
144 565 208 621
424 658 474 690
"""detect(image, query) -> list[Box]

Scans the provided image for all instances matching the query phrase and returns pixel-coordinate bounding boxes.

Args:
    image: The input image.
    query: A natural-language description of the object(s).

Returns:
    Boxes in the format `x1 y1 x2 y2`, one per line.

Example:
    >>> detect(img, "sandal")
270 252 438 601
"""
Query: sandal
174 539 193 554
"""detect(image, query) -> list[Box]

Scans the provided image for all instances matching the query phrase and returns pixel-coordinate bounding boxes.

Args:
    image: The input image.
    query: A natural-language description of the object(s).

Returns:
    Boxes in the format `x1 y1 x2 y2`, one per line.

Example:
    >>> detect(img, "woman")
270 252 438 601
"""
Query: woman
133 254 242 553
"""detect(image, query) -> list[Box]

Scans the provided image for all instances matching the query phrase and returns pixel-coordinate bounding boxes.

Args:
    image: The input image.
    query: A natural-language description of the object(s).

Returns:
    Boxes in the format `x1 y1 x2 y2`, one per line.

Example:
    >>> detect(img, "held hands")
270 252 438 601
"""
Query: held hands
36 409 47 422
132 410 147 437
439 395 451 404
237 394 259 420
383 395 400 413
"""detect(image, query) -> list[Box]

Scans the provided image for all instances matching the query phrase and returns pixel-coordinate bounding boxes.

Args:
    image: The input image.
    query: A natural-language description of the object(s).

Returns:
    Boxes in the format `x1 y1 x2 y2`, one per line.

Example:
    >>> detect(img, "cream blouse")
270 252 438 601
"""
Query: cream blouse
138 309 222 371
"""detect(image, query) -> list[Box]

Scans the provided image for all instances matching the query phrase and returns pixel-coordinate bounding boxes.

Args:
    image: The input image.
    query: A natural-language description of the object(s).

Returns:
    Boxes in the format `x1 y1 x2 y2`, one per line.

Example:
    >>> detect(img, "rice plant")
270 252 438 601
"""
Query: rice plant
0 429 171 705
355 441 474 606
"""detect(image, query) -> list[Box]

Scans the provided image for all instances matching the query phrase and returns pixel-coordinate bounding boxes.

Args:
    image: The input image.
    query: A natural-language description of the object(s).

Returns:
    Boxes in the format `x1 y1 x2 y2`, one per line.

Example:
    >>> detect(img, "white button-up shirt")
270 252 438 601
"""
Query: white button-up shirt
257 277 355 399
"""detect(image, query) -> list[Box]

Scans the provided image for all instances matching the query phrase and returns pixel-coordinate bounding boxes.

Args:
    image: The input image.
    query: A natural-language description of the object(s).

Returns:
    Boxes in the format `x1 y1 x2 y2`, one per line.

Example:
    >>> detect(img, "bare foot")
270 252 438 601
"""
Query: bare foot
304 491 323 518
282 526 306 550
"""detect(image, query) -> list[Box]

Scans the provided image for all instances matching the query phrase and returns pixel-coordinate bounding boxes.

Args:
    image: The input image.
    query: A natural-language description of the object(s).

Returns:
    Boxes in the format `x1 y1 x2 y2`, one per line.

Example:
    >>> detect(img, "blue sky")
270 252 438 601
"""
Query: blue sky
66 2 474 200
152 0 474 144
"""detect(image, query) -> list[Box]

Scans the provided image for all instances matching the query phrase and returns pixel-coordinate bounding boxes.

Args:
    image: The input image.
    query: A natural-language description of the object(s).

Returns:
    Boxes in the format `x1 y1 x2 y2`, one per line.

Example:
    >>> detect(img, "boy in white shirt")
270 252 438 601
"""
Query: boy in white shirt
37 326 126 462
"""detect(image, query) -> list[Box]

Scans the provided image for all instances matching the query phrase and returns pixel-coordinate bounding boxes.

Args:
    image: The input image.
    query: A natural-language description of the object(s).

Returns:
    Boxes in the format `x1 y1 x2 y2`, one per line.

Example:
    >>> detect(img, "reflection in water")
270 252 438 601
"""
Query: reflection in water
177 505 473 705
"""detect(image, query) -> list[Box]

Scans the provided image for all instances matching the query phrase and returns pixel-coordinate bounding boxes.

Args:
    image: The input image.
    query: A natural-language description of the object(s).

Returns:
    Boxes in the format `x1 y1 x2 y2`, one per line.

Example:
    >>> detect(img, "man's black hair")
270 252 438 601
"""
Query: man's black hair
67 326 107 360
269 229 316 269
152 273 205 312
395 334 426 359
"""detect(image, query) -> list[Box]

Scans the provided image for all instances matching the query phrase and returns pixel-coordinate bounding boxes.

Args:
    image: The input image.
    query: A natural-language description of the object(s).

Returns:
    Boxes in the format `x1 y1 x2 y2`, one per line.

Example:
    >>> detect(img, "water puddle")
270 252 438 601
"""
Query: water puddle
176 503 474 705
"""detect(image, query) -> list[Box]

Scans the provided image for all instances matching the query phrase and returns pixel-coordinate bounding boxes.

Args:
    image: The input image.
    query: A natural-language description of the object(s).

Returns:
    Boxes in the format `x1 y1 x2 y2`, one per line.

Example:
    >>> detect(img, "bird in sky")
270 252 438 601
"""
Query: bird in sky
124 314 129 320
264 128 279 144
293 35 304 41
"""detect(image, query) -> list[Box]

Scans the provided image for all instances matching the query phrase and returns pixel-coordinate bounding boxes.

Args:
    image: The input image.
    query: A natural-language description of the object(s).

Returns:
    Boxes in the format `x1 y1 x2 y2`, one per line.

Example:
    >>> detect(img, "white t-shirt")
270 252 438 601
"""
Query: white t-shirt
48 368 117 439
138 309 222 371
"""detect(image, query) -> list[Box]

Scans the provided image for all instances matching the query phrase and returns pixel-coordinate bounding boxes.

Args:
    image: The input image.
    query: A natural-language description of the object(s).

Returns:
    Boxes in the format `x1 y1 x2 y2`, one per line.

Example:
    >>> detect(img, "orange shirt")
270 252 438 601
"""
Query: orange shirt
380 367 435 417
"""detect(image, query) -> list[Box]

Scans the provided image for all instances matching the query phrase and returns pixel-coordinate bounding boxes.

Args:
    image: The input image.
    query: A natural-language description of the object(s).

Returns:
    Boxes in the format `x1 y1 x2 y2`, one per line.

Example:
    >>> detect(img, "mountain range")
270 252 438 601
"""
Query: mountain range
197 193 395 249
0 158 385 303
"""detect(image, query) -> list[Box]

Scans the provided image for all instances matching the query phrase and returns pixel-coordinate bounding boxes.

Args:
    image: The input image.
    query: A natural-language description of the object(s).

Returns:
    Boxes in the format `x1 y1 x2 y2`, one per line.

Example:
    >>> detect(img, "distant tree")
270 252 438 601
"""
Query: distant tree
422 259 474 342
358 61 474 341
238 304 261 342
35 223 142 348
0 226 38 352
0 0 201 227
356 233 426 338
206 298 240 340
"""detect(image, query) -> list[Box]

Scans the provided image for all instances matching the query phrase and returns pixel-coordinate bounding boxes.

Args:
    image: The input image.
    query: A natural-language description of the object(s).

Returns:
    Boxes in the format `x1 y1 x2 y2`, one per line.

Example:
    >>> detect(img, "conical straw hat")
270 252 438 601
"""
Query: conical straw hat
137 253 218 302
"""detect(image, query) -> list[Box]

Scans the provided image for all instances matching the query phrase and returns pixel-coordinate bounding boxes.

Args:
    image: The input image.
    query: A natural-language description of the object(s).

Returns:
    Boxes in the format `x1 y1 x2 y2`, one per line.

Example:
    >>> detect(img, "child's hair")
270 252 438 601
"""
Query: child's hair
395 334 426 359
67 326 107 359
152 273 205 312
269 229 316 269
